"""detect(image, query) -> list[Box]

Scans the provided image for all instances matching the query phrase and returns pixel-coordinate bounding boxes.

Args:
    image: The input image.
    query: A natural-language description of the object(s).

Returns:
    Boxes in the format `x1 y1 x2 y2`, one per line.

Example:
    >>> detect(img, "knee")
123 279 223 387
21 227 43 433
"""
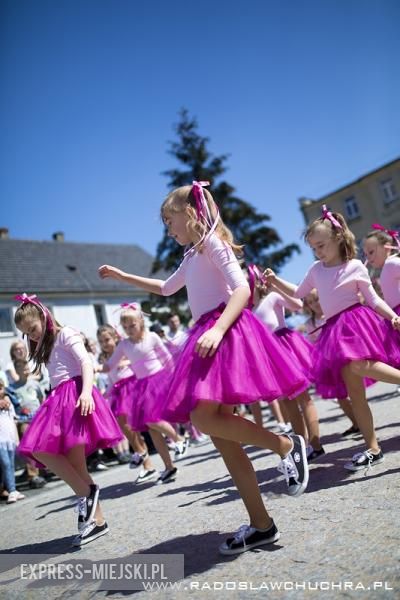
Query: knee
348 360 366 376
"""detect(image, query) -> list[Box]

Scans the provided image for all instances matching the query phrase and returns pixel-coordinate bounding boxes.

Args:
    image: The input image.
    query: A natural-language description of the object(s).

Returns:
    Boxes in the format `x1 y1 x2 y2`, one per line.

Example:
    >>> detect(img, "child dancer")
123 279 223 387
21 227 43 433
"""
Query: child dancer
265 205 400 472
103 304 189 484
303 289 359 436
248 265 324 460
99 181 310 556
363 224 400 338
14 294 123 546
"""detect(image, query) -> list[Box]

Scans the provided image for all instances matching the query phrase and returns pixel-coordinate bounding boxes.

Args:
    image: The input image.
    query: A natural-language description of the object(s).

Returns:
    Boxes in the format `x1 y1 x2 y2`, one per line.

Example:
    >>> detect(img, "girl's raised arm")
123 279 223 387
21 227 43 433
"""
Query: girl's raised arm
98 265 165 295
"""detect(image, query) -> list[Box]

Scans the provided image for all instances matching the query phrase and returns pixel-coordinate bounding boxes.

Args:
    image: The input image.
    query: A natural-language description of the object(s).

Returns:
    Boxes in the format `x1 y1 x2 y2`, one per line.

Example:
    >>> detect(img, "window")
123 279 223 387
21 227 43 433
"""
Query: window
93 304 105 326
344 196 360 220
0 308 14 336
381 178 398 204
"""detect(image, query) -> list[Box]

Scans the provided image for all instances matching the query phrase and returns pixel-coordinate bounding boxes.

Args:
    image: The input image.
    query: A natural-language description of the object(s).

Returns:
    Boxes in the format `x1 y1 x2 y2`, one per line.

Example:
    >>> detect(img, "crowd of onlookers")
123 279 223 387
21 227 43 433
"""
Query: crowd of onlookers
0 313 193 505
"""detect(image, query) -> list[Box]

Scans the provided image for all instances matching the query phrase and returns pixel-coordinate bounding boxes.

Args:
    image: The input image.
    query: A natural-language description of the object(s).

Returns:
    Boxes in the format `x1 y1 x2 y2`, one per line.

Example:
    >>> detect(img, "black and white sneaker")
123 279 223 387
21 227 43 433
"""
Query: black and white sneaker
219 520 280 556
134 468 157 484
129 451 148 469
277 434 309 497
174 438 189 461
344 449 384 473
76 484 99 531
72 521 109 547
307 446 325 463
156 467 178 484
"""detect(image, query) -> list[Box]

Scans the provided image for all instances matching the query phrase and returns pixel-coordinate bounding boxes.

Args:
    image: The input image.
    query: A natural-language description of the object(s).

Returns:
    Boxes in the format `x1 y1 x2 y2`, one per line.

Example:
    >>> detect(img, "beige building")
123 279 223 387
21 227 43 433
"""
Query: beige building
299 157 400 247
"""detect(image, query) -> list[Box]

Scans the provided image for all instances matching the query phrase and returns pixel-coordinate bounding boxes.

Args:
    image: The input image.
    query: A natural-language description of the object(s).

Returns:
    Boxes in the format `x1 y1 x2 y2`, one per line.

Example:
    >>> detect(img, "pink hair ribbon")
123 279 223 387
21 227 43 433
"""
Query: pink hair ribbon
15 293 54 351
321 205 342 229
372 223 400 250
247 264 268 308
116 302 150 317
185 181 221 256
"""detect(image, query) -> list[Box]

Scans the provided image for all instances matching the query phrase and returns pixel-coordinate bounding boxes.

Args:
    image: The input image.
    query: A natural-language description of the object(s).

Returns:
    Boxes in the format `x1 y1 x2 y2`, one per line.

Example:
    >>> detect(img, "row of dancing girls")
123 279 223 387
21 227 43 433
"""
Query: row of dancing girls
265 206 400 472
14 295 123 547
99 181 312 556
102 303 189 484
247 265 324 461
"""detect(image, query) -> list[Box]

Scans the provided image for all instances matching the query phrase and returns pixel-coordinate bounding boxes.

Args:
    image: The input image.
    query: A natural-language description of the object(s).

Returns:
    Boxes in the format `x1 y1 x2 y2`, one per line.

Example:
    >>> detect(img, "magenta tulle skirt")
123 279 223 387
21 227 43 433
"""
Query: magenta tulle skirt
127 367 173 432
17 377 123 468
274 327 314 383
380 303 400 368
161 304 310 424
108 374 137 418
312 304 392 399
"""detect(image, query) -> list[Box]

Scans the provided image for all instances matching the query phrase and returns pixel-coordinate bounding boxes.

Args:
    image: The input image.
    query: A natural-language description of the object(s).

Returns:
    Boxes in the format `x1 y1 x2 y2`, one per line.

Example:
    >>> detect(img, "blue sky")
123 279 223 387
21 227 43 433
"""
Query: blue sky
1 0 399 283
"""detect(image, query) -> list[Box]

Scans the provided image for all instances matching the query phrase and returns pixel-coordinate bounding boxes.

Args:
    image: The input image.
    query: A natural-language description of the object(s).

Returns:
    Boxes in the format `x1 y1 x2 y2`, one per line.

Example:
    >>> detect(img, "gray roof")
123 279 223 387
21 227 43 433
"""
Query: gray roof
0 238 166 295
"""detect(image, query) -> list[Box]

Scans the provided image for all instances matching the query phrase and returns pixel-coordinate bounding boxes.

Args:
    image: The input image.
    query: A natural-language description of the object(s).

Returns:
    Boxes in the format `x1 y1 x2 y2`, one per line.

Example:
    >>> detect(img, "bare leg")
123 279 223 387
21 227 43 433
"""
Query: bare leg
191 402 292 457
350 360 400 384
280 398 308 442
148 428 175 470
297 391 322 450
117 415 155 470
249 402 263 427
341 366 379 452
269 399 286 425
212 434 272 530
147 420 183 443
337 397 358 427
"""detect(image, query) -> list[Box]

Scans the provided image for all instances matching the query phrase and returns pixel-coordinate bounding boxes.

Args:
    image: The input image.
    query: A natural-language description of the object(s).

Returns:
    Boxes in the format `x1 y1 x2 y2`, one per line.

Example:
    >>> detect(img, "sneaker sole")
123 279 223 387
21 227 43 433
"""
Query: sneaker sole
288 435 309 497
72 526 109 547
344 456 385 472
135 471 157 484
219 531 281 556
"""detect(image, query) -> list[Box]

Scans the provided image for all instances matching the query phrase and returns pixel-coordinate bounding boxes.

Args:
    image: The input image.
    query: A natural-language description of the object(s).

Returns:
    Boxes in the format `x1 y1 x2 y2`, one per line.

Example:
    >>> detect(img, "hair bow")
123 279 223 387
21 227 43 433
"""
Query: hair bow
321 205 342 229
372 223 400 249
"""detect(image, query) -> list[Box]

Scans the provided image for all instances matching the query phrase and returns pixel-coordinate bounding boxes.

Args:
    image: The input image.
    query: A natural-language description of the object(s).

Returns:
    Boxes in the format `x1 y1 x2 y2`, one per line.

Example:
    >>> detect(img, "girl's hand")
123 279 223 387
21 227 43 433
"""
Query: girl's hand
0 398 11 410
76 394 95 416
98 265 122 280
263 268 276 284
195 326 224 358
391 316 400 330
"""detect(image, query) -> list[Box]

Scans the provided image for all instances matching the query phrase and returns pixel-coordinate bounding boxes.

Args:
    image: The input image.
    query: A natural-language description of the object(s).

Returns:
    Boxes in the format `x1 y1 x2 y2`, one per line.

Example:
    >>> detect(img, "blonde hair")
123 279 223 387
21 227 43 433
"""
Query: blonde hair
305 210 357 261
120 308 145 335
161 185 243 256
364 229 399 256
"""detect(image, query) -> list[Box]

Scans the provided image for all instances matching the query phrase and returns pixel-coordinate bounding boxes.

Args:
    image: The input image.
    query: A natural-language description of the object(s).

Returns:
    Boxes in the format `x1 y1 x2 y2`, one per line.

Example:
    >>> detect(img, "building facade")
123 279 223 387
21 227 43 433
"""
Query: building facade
0 231 166 369
299 157 400 247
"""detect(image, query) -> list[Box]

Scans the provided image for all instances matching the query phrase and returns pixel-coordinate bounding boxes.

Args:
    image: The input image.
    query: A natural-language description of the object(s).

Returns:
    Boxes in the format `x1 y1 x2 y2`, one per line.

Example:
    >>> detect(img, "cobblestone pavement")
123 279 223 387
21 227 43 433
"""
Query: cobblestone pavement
0 382 399 599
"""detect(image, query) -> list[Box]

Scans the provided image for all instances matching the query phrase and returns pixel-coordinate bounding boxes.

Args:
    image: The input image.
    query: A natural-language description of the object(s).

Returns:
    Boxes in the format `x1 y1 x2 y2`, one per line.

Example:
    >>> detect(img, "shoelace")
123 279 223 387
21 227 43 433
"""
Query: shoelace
277 456 298 482
79 520 97 538
352 450 374 475
74 497 87 517
232 525 252 544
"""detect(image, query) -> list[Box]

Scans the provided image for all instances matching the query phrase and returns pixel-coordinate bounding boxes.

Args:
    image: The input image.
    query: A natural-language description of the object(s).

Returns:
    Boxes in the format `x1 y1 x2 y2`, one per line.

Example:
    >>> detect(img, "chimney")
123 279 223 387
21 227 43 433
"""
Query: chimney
0 228 9 239
52 231 65 242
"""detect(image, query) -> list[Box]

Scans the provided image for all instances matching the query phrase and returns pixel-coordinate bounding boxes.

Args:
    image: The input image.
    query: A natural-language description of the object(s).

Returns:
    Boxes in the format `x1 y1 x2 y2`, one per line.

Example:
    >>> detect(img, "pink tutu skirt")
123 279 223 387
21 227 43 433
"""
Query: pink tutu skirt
108 374 137 418
17 377 123 468
380 303 400 368
274 327 314 383
127 367 173 432
312 304 391 399
161 304 310 424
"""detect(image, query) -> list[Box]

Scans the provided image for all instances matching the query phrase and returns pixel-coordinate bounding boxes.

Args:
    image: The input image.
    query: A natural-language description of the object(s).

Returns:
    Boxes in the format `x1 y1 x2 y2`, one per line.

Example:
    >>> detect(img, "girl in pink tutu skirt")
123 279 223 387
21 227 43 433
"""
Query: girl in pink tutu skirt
265 206 400 473
97 324 157 483
99 181 311 556
363 224 400 350
248 265 324 461
14 294 123 547
102 304 189 485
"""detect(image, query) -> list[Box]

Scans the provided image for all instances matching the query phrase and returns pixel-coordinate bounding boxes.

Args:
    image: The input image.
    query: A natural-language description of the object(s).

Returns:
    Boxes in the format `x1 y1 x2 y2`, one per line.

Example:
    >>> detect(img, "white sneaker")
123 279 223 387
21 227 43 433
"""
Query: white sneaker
277 422 292 434
174 437 189 460
7 491 25 504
